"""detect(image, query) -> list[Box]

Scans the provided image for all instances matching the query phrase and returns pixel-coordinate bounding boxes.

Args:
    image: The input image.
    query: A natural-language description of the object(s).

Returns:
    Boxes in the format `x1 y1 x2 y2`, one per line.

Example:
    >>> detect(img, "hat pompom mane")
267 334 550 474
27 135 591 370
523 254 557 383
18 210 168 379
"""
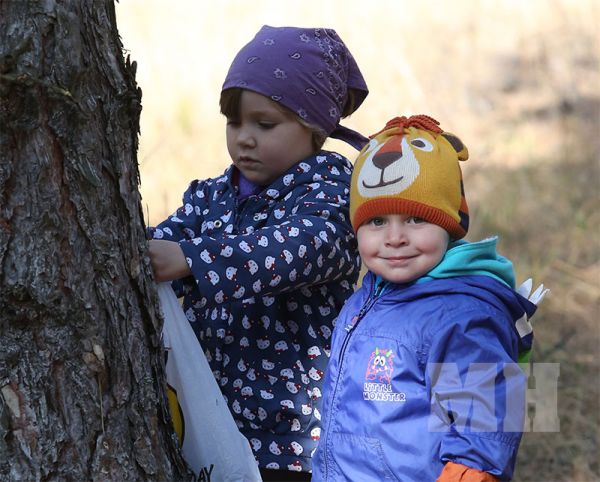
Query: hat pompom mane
370 115 443 139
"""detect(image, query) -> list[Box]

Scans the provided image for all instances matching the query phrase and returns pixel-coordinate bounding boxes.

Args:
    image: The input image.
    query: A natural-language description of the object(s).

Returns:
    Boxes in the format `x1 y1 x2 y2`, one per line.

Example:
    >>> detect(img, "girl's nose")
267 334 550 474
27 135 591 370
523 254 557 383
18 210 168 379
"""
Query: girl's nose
237 127 256 147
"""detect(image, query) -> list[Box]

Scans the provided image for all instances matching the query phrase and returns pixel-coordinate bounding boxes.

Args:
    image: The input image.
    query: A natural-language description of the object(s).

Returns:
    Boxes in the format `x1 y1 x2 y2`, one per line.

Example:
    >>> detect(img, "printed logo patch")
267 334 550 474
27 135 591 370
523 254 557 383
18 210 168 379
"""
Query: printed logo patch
363 347 406 402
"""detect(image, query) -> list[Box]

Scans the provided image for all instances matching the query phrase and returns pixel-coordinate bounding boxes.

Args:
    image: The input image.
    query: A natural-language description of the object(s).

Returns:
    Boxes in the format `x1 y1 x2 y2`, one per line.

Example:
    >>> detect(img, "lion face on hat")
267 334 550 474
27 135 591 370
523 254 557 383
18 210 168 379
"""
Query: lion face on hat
356 128 430 198
350 115 470 238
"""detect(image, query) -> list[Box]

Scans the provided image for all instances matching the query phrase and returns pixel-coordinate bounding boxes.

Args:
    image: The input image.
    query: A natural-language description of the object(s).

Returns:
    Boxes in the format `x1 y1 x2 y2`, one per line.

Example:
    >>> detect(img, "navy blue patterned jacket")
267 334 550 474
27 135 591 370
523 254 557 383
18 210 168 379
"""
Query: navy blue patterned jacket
150 150 360 472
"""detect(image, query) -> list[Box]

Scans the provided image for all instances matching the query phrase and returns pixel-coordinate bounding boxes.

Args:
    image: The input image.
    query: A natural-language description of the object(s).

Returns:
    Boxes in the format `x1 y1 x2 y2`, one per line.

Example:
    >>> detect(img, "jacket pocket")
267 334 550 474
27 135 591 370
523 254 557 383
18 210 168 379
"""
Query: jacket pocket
327 432 400 481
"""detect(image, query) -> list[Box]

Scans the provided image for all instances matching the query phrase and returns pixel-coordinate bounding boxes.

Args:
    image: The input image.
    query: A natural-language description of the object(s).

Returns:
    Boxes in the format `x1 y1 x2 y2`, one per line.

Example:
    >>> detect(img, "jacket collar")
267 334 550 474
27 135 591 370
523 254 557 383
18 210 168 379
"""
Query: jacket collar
223 150 350 201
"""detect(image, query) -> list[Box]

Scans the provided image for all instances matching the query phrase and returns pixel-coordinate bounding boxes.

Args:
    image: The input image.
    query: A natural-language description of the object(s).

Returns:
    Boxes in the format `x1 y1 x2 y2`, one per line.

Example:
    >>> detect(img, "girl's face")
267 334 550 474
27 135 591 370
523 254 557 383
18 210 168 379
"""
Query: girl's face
357 214 449 284
226 90 314 186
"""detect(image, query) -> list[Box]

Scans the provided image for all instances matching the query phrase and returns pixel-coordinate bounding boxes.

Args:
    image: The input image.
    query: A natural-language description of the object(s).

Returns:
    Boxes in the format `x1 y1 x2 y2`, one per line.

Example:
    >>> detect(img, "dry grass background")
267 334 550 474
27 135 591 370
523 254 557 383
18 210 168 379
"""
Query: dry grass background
115 1 599 480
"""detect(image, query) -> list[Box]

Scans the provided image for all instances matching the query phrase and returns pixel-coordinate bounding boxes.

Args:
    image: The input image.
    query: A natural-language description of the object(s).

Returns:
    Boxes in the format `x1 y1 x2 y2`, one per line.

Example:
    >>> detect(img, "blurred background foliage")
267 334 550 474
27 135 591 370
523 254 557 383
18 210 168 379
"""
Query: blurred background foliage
116 1 599 480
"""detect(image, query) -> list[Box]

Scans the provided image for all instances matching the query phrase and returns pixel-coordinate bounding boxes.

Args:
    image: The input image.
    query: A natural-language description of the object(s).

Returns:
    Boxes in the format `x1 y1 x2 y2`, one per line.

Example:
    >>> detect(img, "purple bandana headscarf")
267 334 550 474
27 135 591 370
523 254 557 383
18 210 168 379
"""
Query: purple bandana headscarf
222 25 369 150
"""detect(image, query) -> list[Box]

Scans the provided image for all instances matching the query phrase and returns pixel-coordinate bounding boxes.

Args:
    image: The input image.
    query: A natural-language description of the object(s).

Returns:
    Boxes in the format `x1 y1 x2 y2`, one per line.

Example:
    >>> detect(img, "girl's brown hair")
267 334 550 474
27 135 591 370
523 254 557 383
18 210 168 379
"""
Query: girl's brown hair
220 88 360 153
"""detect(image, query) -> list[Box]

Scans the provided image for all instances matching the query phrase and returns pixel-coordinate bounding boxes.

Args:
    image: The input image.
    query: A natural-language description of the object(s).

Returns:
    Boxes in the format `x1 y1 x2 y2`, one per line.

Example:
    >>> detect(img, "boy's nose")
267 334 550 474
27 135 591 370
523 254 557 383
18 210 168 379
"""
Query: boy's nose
385 223 408 246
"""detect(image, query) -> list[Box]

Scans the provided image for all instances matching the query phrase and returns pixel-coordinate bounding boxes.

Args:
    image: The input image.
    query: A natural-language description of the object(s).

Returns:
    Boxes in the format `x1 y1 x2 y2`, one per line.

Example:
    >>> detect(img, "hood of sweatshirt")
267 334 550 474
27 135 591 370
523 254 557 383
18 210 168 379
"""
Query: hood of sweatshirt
365 237 536 358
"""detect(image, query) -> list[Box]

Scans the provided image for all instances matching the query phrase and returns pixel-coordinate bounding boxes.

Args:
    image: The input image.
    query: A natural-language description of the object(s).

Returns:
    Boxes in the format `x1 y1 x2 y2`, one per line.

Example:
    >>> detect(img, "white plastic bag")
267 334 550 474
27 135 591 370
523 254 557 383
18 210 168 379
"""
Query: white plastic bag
158 283 262 482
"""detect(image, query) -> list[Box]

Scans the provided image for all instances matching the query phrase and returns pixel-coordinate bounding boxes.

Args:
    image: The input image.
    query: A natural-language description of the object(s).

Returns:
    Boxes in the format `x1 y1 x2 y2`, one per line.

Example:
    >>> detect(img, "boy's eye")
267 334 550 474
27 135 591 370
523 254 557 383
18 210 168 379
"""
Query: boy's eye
226 118 240 127
407 216 426 224
258 121 276 129
368 217 386 226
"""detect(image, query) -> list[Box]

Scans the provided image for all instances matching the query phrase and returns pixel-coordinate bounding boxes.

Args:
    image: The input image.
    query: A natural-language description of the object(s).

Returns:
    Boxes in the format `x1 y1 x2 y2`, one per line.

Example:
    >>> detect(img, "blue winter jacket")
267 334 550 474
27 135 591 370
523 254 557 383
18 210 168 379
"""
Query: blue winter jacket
312 238 536 481
150 151 360 471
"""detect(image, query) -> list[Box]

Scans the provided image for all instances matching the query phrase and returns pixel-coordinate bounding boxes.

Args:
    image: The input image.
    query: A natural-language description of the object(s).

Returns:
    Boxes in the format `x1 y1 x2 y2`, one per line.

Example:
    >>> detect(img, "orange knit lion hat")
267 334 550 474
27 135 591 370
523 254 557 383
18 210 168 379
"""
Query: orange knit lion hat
350 115 469 239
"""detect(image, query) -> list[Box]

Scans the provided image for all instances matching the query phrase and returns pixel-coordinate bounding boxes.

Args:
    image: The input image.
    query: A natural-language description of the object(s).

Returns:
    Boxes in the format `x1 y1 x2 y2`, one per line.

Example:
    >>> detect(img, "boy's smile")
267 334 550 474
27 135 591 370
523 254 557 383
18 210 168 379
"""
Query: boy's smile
357 214 449 284
226 90 314 186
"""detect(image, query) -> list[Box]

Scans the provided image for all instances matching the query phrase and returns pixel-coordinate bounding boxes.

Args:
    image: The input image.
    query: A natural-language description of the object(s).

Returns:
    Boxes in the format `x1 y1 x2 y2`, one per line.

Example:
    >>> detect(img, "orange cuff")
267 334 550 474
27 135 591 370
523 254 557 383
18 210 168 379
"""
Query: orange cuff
436 461 499 482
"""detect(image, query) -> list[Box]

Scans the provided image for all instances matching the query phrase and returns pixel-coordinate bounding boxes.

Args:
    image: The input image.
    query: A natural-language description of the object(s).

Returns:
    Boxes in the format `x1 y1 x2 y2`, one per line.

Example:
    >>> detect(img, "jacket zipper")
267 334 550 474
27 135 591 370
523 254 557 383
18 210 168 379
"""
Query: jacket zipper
343 280 385 333
233 194 263 233
232 196 242 232
323 280 382 480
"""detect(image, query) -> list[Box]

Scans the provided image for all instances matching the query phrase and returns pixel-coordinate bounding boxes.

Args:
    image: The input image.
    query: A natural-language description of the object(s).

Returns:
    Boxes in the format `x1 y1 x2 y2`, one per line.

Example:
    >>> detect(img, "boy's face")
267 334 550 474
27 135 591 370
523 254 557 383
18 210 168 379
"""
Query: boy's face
357 214 449 284
226 90 314 186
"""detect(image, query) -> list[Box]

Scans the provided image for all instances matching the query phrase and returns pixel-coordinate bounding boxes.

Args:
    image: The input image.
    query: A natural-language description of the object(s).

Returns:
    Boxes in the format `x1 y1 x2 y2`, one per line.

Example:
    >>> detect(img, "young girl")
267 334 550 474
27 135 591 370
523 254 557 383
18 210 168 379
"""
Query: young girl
148 26 369 481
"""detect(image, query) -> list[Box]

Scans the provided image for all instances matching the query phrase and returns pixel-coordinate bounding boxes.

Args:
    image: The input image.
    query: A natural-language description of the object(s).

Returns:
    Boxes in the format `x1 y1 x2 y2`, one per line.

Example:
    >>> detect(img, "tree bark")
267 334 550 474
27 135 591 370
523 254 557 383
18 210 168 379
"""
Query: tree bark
0 1 191 480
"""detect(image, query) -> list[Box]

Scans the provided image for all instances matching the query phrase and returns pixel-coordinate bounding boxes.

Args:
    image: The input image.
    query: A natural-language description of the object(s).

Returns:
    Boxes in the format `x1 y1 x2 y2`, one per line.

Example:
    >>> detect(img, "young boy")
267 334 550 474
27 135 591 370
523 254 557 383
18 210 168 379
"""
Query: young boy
312 115 537 481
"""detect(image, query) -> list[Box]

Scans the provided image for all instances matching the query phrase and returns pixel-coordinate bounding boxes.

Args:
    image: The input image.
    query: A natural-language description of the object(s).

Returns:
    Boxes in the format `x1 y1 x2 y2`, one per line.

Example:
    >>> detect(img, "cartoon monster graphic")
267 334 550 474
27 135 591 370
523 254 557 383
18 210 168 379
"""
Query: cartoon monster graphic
365 347 395 385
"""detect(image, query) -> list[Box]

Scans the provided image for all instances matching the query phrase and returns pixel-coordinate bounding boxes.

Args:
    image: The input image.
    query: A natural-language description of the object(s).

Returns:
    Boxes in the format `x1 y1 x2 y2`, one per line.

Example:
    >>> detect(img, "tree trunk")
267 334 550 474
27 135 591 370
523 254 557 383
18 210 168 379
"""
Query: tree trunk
0 1 191 480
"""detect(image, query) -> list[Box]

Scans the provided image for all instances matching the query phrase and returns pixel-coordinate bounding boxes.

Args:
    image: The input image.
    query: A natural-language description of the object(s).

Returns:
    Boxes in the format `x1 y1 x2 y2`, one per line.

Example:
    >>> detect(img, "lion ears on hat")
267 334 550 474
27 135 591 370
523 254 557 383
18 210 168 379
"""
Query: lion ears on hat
369 116 469 162
439 132 469 162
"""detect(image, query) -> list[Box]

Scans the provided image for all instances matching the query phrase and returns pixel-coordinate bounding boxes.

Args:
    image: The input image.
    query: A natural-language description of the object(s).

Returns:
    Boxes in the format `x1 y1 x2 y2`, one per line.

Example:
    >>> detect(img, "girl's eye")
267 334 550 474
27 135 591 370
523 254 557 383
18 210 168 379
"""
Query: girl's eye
407 216 426 225
410 137 433 152
258 121 276 129
226 118 240 127
369 217 385 226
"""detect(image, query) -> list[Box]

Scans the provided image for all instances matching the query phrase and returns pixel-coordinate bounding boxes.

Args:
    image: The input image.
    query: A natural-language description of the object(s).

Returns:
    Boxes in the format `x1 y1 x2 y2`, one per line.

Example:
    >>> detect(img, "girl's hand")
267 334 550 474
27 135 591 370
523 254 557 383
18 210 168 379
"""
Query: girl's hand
148 240 191 282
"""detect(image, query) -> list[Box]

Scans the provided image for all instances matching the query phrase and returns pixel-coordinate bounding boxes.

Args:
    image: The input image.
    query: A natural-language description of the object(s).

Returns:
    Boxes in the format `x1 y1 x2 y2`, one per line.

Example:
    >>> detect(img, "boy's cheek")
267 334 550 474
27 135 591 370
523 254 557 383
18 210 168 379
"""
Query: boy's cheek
356 229 378 259
355 225 371 249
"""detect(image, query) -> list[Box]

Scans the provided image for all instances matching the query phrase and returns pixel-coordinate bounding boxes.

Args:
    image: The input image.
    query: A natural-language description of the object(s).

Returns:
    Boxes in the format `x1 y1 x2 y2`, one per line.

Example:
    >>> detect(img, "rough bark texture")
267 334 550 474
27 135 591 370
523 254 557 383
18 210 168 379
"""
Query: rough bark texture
0 1 191 480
